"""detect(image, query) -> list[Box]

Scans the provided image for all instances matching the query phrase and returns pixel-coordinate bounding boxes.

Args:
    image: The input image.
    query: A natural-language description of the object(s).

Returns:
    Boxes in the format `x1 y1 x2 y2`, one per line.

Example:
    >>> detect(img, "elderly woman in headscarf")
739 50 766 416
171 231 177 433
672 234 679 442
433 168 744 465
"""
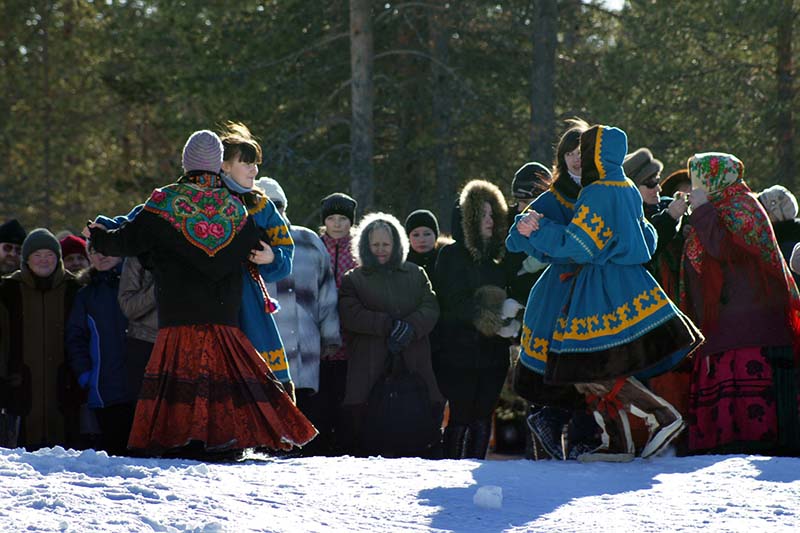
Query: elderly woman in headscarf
510 125 703 461
338 212 443 457
682 153 800 455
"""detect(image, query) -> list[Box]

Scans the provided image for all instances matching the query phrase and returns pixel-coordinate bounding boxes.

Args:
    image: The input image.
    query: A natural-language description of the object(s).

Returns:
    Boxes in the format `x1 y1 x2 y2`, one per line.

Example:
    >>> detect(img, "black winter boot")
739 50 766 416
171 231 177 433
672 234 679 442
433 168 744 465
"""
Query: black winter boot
443 425 468 459
464 419 492 459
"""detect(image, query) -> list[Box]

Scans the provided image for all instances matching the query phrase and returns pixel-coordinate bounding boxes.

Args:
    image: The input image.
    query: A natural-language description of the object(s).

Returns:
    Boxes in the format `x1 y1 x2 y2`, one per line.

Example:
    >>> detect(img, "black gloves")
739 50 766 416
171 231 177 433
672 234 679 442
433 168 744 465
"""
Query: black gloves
387 319 415 354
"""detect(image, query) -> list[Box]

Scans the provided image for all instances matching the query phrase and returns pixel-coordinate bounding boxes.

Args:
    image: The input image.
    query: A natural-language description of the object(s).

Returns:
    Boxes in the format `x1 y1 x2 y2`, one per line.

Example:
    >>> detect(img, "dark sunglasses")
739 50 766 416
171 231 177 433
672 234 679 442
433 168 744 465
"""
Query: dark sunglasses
641 179 661 189
1 243 21 254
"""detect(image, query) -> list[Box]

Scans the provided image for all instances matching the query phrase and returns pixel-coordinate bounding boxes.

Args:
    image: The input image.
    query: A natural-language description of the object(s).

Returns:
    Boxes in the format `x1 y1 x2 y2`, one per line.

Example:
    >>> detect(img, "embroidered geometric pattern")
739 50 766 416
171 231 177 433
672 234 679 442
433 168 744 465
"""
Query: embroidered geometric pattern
595 178 638 188
143 182 247 256
262 347 289 372
572 205 614 250
594 127 606 180
550 186 574 209
552 286 669 342
521 324 549 362
265 225 294 247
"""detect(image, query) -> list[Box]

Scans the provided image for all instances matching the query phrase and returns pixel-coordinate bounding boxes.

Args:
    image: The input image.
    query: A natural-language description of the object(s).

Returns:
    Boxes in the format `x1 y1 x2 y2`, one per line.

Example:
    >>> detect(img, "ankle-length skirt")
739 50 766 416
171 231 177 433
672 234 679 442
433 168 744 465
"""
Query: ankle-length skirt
128 324 317 454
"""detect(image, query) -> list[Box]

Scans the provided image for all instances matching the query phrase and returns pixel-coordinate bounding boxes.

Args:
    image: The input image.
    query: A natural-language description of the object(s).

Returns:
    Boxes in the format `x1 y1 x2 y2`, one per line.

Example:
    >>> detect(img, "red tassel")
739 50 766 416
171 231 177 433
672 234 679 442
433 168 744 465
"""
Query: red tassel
247 262 279 314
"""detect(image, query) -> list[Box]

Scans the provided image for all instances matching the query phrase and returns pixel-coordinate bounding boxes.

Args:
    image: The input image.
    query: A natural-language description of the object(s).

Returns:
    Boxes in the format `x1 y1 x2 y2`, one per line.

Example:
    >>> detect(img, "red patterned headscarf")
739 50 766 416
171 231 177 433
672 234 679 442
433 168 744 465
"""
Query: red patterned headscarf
680 153 800 346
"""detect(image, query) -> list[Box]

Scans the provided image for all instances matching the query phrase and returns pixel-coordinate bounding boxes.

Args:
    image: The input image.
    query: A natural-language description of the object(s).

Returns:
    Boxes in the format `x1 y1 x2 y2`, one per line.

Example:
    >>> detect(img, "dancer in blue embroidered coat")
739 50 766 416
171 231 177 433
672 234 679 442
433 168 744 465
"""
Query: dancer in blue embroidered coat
219 122 295 393
508 124 703 459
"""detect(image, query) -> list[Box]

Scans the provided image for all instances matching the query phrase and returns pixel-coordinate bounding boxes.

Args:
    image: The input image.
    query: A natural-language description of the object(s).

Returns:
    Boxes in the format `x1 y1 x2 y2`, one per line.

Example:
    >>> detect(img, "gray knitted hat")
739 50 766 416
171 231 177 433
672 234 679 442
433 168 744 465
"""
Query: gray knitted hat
181 130 224 174
22 228 61 262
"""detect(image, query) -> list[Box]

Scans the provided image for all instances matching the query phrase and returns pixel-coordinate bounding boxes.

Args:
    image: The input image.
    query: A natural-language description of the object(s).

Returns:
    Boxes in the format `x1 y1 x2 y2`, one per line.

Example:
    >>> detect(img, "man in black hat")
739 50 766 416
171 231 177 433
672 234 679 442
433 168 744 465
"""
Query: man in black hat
0 219 26 276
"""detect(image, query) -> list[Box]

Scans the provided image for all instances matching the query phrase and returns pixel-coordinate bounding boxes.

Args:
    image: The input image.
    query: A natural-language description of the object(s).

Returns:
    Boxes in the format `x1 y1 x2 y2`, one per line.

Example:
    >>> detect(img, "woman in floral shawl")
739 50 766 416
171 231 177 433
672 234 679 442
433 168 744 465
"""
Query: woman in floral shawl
682 152 800 455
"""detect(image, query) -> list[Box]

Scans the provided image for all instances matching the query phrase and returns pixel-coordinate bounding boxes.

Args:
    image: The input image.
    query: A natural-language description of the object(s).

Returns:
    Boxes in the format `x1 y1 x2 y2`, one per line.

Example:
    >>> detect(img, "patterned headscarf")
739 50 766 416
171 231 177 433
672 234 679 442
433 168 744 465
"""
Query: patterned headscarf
680 153 800 346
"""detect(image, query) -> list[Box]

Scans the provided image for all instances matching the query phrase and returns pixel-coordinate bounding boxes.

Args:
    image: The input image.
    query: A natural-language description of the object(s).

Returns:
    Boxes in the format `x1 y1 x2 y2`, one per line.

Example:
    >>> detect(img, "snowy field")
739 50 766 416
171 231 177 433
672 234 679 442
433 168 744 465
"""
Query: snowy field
1 447 799 532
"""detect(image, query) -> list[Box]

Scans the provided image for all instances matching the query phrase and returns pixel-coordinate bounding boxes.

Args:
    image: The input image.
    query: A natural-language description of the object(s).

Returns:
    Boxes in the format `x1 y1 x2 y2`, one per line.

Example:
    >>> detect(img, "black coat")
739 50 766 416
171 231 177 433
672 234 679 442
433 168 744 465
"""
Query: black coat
90 202 261 328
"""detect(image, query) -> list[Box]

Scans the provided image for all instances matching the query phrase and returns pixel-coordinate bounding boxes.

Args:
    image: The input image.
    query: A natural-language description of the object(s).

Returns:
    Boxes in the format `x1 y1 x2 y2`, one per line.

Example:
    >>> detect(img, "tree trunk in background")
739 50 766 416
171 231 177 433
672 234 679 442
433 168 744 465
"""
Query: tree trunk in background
42 2 52 227
429 1 456 233
530 0 557 166
349 0 375 215
776 0 795 191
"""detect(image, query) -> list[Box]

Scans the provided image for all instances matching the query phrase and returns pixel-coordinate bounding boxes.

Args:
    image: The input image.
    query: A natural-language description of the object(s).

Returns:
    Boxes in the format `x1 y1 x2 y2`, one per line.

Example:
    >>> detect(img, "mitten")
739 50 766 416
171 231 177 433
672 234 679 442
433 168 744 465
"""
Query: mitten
388 320 415 354
520 256 547 275
497 318 521 339
501 298 524 319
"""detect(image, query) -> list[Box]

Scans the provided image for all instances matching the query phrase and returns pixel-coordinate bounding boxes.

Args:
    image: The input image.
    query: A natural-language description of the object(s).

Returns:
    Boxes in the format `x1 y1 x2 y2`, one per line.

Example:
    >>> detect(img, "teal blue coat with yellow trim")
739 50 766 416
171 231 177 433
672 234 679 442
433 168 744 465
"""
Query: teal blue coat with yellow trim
507 177 580 377
239 193 295 384
508 126 699 384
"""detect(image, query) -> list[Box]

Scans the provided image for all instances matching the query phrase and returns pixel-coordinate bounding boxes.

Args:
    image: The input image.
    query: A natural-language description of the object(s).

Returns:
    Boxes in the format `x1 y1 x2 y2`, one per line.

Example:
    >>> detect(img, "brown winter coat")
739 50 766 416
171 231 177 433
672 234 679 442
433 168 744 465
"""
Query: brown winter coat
0 264 82 448
339 262 444 407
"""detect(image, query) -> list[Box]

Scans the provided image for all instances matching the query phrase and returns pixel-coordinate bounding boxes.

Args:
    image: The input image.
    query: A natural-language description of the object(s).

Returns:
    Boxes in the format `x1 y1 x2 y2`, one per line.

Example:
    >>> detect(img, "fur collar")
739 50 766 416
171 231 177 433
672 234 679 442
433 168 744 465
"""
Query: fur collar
459 180 508 263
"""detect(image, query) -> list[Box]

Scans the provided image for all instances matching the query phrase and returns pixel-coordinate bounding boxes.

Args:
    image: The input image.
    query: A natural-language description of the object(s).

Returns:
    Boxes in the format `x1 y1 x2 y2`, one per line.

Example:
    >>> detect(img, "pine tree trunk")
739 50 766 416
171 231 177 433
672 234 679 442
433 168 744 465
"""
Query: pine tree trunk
349 0 375 214
530 0 557 166
429 1 456 233
776 0 795 191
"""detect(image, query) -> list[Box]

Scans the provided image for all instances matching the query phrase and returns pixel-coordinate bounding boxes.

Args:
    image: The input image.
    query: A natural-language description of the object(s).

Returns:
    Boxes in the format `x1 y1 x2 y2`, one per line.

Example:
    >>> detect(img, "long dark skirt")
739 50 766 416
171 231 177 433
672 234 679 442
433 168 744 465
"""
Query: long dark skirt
128 324 317 455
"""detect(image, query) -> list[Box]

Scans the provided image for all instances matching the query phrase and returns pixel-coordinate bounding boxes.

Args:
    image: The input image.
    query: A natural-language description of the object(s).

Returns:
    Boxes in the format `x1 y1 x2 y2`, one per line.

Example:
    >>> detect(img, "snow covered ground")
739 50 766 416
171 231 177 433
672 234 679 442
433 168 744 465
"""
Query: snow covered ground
1 446 799 532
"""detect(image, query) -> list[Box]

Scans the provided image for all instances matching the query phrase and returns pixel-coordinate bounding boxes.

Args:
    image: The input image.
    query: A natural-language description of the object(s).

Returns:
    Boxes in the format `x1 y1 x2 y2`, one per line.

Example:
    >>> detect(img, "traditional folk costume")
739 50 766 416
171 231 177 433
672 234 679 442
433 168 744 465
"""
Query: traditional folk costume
233 185 295 386
508 125 703 459
89 131 316 456
681 153 800 455
95 189 296 390
507 165 598 460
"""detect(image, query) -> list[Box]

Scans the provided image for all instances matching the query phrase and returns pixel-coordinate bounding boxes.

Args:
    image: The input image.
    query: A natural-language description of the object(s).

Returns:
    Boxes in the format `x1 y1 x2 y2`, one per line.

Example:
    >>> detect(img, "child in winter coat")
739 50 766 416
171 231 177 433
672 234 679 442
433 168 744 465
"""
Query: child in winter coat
66 248 134 456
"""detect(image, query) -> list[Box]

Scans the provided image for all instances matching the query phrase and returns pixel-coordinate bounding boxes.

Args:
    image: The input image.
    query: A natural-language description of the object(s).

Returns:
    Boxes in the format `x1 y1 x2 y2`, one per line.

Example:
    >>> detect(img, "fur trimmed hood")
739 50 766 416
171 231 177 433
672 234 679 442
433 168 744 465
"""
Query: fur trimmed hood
458 180 508 262
352 212 410 270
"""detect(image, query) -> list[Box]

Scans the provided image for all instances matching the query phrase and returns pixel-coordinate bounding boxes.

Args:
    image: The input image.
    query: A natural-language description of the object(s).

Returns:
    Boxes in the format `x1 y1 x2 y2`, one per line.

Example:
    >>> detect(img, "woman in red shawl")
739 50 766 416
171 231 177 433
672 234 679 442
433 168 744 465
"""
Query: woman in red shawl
682 152 800 455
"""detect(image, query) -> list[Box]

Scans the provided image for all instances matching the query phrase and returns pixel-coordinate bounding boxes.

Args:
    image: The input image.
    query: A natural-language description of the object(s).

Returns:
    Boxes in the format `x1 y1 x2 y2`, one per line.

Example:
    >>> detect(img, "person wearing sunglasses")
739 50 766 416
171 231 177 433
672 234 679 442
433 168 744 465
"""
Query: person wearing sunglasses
623 148 689 267
0 219 26 276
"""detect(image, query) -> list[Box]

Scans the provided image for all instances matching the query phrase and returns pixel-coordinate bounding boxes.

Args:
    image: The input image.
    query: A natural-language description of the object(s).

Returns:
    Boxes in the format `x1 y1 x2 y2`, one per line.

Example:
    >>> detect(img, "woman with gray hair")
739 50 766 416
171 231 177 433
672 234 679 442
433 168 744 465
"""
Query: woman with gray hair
338 212 444 457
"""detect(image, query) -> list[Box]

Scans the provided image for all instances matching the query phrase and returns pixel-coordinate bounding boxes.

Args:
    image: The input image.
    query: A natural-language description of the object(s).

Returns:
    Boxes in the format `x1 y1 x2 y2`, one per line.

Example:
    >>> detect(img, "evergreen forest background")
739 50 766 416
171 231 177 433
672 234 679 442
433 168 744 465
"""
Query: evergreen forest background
1 0 796 233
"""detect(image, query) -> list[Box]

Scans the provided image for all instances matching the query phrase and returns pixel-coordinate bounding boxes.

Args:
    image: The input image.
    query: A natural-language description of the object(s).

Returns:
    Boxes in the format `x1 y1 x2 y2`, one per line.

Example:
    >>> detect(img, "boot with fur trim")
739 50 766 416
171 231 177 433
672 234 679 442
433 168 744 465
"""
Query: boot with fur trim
616 377 684 459
576 409 634 463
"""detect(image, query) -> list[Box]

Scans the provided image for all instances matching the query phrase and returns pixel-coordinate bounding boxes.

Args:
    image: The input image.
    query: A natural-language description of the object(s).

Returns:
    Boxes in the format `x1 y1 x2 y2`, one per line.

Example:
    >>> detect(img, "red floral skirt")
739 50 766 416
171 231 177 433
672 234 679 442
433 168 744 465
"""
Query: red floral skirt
688 347 777 453
128 324 317 454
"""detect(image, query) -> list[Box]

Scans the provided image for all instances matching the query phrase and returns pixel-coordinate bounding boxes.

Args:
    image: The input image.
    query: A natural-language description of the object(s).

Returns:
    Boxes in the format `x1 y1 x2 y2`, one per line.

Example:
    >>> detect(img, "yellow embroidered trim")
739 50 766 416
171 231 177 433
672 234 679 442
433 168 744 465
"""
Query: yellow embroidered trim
572 205 613 250
521 324 549 363
550 186 575 209
265 225 294 247
594 127 605 181
552 286 669 342
594 178 637 188
262 348 289 371
250 193 268 215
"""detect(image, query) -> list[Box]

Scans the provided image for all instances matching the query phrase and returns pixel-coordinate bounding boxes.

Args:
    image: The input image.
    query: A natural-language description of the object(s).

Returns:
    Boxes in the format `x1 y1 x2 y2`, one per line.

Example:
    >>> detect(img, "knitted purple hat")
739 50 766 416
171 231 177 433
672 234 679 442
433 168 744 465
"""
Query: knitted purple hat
181 130 223 173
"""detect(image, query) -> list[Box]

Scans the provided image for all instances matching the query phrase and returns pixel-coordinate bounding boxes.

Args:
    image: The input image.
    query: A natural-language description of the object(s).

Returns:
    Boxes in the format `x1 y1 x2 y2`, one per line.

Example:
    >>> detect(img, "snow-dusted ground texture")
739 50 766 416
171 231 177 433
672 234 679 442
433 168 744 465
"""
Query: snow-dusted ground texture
1 447 799 532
